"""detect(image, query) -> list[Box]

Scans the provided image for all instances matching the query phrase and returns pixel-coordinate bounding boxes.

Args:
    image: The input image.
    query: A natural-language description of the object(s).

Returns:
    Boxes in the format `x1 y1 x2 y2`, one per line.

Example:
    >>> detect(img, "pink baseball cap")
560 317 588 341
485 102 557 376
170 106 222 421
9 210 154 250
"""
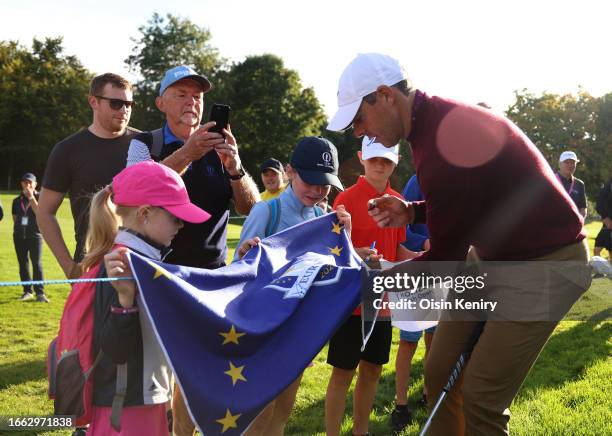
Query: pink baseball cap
112 161 211 224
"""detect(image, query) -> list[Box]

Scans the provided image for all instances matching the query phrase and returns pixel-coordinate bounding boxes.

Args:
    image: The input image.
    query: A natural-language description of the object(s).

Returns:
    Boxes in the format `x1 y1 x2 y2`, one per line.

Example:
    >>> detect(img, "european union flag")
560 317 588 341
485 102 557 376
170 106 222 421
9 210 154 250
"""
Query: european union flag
128 214 364 435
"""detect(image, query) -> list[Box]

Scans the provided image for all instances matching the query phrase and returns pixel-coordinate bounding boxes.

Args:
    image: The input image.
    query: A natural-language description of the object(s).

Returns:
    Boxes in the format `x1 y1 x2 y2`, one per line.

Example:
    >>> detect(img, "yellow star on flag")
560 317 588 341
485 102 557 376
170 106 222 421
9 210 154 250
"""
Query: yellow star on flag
331 221 343 234
219 325 246 345
215 409 241 433
224 361 247 386
145 259 174 280
329 245 343 256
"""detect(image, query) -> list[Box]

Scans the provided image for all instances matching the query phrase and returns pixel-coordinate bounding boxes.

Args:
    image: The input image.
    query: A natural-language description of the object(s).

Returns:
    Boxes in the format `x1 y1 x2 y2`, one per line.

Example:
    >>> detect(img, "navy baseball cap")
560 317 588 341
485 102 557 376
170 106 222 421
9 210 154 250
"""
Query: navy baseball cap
21 173 36 182
290 137 343 190
159 65 211 96
260 158 284 173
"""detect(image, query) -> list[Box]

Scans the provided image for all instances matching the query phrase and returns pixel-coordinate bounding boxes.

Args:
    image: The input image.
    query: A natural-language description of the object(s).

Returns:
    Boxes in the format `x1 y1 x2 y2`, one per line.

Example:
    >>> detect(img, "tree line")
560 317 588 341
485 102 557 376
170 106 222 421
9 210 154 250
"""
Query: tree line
0 13 609 198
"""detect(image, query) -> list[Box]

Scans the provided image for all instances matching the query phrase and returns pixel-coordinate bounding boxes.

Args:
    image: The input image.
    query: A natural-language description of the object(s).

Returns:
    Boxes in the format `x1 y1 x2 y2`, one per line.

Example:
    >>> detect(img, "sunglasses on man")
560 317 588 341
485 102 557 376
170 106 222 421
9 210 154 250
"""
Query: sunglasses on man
95 96 135 110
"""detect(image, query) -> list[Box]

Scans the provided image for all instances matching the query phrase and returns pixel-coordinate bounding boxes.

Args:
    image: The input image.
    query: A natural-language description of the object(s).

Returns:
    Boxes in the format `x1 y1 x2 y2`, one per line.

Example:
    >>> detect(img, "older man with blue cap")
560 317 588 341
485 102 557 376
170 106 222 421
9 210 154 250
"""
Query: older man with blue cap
127 65 260 435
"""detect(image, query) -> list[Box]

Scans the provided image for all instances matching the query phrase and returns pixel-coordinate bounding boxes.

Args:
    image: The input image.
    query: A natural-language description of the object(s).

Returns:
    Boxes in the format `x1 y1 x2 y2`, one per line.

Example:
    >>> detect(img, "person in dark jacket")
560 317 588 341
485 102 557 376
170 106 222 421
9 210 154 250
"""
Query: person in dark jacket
594 177 612 260
12 173 48 302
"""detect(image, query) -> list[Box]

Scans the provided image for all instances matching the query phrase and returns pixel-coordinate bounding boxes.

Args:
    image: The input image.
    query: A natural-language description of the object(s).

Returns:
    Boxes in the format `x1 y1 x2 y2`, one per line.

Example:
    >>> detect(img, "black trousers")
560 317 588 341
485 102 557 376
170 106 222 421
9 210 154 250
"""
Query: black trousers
13 237 44 294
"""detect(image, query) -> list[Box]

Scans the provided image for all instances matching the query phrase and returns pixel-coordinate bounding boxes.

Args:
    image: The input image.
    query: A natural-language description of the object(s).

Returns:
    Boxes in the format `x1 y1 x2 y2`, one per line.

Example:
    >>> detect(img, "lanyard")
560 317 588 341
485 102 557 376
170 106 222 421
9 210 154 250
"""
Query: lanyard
20 197 30 214
556 173 575 195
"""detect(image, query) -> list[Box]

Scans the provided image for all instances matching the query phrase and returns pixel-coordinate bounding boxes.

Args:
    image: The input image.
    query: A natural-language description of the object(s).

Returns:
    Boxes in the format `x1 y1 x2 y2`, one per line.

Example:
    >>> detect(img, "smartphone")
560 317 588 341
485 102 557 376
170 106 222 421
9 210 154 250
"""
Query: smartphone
208 104 231 135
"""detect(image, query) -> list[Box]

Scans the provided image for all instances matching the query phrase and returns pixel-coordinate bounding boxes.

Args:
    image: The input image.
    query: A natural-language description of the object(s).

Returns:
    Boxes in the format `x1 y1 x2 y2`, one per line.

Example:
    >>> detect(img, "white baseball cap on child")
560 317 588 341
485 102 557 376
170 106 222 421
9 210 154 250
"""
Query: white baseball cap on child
361 136 399 164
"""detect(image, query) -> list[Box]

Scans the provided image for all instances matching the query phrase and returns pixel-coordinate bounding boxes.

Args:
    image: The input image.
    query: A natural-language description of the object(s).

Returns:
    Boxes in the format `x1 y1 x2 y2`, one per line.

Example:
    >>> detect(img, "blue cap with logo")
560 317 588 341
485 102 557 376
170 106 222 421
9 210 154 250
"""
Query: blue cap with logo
159 65 212 96
290 137 343 190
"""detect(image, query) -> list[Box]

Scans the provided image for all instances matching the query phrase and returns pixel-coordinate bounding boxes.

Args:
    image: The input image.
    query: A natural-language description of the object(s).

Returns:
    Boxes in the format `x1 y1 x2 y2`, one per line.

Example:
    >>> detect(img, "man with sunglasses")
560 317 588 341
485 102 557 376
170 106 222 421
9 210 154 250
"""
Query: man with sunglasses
39 73 139 279
328 53 590 436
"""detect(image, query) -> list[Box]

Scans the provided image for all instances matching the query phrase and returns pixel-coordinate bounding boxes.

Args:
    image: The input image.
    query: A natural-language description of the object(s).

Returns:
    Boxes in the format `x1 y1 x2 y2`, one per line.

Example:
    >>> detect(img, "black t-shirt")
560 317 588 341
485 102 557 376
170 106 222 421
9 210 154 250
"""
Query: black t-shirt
557 173 587 209
132 131 234 268
12 193 41 239
43 127 140 261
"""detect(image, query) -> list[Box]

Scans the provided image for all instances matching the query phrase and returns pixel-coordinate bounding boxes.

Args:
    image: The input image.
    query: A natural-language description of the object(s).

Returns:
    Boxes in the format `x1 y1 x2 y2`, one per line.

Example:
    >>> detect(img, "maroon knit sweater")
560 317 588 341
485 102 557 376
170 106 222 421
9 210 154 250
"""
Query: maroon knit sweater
407 92 584 261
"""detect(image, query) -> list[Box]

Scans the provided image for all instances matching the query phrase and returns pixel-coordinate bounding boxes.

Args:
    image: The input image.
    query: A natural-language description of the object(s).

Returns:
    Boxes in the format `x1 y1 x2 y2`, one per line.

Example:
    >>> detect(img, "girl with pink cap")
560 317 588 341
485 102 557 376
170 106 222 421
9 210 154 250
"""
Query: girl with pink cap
81 161 210 435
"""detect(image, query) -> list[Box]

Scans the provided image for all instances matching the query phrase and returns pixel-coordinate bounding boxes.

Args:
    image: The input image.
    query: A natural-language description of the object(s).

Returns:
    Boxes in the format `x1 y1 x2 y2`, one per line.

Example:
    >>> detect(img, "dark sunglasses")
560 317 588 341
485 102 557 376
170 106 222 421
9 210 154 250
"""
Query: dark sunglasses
95 95 135 110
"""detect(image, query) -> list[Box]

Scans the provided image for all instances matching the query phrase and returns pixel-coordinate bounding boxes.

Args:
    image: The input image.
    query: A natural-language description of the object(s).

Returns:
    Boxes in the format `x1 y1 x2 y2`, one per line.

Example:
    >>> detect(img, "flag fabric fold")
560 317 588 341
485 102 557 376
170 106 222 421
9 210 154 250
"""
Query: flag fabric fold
128 214 364 435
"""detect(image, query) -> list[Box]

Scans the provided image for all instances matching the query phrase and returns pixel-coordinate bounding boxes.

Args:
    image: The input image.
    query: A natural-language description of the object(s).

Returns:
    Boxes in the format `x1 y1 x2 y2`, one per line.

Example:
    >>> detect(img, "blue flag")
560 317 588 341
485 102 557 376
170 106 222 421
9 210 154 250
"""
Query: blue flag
128 214 364 435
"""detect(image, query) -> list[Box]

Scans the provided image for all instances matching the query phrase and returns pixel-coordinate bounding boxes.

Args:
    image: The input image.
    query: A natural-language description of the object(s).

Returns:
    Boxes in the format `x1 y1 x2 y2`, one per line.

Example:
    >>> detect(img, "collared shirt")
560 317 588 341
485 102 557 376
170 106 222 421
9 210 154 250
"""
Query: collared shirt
127 123 233 268
260 184 287 201
235 185 322 261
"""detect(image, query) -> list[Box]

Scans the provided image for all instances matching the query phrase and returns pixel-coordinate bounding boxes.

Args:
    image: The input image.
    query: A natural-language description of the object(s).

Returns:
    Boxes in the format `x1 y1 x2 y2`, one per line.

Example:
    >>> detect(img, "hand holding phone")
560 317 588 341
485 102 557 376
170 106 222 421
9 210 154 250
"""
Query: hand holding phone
208 103 231 136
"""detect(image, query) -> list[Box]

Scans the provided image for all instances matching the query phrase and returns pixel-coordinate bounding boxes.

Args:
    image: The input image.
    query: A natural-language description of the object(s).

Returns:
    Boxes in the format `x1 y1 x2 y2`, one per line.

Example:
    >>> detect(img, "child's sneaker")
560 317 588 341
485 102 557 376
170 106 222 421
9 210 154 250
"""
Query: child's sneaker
390 405 412 433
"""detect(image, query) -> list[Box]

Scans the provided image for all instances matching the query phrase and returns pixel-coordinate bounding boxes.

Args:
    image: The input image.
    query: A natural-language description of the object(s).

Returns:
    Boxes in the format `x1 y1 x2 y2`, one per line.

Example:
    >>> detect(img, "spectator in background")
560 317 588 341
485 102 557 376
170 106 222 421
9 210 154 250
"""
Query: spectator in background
594 177 612 261
259 158 287 200
12 173 48 302
556 151 587 218
402 174 430 252
38 73 139 279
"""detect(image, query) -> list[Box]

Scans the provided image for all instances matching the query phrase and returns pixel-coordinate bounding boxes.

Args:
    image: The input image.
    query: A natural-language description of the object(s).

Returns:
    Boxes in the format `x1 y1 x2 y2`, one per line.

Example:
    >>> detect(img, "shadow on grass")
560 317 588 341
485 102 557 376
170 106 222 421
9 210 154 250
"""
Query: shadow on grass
519 310 611 396
286 361 429 435
0 358 46 389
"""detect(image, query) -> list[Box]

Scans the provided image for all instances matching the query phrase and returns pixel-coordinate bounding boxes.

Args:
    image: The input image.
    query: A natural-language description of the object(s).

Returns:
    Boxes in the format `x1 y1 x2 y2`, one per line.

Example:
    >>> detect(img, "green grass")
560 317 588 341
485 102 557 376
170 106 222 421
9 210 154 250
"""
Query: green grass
0 193 610 435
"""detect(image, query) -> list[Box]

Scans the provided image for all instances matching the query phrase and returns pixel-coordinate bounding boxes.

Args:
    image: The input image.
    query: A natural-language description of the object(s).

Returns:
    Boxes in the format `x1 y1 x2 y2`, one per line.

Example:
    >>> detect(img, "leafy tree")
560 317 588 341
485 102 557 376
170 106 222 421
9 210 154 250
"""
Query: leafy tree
125 13 225 130
0 38 92 189
506 89 611 198
216 54 327 180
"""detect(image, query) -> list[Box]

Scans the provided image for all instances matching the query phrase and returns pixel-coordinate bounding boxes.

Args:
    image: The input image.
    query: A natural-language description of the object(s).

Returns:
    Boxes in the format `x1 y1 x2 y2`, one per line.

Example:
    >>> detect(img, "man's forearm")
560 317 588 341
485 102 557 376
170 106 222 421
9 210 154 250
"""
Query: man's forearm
231 174 260 215
161 148 192 175
37 211 75 276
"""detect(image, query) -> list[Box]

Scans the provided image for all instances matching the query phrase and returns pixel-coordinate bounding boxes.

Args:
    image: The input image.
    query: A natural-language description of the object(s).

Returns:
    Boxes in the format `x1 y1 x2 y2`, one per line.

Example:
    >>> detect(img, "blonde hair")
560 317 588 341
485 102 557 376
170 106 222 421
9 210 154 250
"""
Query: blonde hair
81 186 132 271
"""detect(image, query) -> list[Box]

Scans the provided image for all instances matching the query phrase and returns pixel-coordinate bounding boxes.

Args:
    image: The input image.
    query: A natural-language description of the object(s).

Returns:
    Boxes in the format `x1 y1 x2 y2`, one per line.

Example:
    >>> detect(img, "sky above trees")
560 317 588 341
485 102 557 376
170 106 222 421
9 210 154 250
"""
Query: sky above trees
2 0 610 115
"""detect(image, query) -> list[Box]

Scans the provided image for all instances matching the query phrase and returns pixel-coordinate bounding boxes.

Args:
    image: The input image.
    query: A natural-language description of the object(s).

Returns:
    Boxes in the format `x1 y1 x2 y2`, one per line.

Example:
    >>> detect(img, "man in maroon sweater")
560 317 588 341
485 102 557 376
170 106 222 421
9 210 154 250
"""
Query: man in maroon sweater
328 53 590 436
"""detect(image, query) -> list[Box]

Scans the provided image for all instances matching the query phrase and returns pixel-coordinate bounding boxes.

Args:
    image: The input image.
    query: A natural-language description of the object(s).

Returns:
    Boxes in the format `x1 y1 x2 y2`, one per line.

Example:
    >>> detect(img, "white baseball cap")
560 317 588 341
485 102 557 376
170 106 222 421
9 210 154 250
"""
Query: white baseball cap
361 136 399 164
327 53 409 132
559 151 580 162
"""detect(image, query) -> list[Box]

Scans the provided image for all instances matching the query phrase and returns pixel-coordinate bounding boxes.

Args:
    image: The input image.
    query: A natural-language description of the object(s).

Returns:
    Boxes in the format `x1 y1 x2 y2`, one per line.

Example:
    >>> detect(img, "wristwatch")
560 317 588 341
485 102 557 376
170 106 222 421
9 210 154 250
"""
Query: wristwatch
228 166 246 180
